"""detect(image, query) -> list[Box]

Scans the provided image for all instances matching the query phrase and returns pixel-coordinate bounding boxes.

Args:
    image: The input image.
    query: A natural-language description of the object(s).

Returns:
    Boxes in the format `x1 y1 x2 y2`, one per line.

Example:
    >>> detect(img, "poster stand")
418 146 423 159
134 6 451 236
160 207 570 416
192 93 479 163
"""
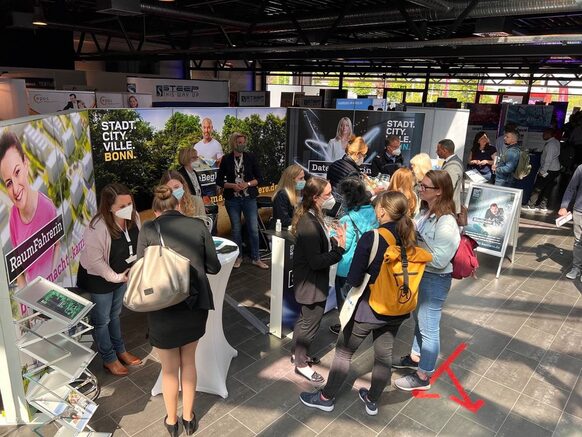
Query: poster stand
463 183 522 279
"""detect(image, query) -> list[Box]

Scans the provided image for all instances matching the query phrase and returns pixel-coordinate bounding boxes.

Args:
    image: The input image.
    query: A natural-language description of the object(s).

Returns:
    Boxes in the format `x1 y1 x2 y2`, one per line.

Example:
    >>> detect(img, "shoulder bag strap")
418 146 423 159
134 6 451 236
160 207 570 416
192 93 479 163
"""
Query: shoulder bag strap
368 229 379 268
154 220 166 257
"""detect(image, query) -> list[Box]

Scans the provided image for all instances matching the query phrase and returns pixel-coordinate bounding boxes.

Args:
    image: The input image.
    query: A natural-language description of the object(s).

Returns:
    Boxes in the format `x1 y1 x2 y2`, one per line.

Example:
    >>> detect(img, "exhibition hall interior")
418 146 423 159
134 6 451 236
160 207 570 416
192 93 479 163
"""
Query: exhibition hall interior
1 0 582 436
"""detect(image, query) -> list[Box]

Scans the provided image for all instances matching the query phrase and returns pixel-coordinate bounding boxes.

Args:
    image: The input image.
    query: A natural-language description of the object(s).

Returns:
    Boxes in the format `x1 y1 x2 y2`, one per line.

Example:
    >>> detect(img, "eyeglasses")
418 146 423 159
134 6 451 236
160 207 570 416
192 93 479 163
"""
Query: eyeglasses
419 183 438 191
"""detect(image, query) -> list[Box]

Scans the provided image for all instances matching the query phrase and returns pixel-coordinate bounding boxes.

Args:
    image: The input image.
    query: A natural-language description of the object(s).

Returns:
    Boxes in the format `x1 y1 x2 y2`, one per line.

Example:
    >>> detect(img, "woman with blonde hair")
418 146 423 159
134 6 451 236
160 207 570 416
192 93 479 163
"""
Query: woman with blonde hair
160 170 206 218
271 164 305 228
328 117 353 161
137 185 220 436
388 168 419 217
410 153 432 184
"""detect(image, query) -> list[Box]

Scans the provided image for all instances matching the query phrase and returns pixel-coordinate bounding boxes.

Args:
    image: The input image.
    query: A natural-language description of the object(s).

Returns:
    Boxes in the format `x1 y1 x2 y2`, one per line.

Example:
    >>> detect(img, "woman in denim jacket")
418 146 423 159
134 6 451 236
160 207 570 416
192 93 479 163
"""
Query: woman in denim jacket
393 170 460 391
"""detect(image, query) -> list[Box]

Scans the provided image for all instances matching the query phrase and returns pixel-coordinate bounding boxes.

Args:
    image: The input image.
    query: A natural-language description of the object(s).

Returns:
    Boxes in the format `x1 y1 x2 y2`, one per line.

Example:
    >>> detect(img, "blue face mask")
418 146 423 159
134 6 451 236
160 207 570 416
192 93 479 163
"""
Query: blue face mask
172 187 185 201
295 180 306 190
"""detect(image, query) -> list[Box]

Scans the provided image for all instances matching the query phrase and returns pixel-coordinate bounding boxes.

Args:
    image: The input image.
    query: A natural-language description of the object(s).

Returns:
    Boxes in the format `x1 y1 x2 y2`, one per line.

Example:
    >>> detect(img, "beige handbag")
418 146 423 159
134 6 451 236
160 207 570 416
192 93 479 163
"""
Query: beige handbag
124 221 191 312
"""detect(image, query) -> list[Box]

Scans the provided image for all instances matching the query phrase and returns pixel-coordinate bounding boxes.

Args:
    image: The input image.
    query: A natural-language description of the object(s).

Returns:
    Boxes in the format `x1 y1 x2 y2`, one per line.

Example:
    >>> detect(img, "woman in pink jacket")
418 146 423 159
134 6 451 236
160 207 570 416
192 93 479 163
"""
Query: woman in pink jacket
79 183 142 376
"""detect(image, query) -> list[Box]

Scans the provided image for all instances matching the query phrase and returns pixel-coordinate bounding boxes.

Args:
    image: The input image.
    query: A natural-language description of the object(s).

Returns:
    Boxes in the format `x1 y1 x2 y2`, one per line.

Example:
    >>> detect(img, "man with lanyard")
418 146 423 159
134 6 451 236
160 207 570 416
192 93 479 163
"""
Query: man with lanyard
217 132 269 270
370 135 403 177
526 128 561 212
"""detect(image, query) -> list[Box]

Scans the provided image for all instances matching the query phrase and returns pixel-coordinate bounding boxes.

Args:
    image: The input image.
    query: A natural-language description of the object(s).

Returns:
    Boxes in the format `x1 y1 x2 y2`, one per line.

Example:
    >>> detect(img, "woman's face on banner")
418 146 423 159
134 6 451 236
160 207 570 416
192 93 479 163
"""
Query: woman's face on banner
340 119 351 136
0 146 31 210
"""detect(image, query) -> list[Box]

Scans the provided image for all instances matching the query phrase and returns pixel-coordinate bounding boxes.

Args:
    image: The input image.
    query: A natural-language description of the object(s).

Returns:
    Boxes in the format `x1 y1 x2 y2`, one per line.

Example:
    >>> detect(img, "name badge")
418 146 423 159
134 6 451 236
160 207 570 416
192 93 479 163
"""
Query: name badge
125 254 137 264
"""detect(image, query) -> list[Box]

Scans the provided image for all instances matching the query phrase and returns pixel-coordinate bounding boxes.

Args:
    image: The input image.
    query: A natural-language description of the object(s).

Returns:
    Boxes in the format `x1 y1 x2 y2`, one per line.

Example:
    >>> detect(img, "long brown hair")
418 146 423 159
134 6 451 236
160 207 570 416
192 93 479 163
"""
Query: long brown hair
90 183 138 239
388 168 417 217
291 176 329 234
374 191 416 250
159 170 195 217
423 170 456 218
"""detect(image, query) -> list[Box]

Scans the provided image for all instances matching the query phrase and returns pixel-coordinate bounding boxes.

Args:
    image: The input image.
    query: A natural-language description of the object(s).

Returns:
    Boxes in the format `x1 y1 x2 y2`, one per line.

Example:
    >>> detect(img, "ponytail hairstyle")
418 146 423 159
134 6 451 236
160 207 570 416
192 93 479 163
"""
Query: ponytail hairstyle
374 191 416 250
152 185 179 213
291 176 329 234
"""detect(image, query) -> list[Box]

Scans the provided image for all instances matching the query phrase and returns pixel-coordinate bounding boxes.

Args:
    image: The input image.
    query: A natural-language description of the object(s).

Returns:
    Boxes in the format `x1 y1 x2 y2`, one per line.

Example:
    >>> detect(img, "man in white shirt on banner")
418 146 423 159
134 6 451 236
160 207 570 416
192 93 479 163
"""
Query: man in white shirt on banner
194 118 224 168
526 128 561 212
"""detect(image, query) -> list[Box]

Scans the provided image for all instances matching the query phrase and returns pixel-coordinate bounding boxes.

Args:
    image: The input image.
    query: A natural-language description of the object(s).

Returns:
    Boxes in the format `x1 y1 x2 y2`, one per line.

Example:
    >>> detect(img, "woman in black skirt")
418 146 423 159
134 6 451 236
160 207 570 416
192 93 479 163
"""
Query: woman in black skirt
136 185 220 436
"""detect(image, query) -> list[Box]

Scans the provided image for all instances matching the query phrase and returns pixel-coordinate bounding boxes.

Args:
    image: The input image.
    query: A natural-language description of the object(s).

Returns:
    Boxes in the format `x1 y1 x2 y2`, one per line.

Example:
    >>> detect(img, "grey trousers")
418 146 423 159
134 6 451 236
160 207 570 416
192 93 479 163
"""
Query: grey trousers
573 211 582 269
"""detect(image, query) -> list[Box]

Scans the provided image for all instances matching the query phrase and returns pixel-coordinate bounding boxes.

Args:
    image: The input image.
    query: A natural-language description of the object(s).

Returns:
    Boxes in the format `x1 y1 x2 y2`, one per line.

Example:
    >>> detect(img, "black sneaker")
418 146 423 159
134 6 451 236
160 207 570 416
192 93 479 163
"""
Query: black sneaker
329 324 341 335
299 391 335 412
358 388 378 416
392 355 419 370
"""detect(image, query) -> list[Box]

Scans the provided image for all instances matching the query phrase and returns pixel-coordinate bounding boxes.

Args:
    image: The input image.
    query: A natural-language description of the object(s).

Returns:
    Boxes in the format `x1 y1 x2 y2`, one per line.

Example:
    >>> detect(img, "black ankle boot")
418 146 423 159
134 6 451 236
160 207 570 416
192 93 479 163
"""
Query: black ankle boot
182 412 198 435
164 416 179 437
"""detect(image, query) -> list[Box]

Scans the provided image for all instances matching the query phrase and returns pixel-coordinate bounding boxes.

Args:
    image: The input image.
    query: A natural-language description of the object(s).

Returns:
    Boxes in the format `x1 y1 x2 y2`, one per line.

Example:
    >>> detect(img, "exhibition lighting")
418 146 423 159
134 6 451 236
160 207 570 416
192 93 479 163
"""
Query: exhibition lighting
32 2 47 26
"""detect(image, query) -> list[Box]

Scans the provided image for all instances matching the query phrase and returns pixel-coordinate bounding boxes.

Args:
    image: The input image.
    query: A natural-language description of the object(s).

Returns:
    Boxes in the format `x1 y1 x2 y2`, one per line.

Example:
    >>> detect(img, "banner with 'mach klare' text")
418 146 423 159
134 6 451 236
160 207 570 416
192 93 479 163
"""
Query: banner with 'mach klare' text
286 108 425 177
89 107 287 209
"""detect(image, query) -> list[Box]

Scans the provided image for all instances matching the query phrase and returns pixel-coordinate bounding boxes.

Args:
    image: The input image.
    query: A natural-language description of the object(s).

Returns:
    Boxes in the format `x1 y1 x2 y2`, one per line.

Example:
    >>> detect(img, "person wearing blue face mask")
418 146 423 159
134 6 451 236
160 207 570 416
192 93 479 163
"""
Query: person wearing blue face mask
370 135 404 177
160 170 207 218
271 164 306 229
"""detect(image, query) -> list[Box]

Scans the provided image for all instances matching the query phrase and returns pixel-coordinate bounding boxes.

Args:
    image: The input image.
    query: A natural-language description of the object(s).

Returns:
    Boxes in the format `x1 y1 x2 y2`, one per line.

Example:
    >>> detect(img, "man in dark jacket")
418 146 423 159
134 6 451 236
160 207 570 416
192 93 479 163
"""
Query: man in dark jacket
370 135 403 177
217 132 268 269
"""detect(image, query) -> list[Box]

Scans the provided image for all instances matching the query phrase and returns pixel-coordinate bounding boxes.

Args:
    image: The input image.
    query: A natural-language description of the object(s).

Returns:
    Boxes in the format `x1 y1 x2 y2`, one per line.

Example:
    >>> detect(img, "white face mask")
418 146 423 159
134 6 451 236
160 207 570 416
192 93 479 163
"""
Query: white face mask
391 147 402 156
355 157 364 166
114 204 133 220
321 196 336 211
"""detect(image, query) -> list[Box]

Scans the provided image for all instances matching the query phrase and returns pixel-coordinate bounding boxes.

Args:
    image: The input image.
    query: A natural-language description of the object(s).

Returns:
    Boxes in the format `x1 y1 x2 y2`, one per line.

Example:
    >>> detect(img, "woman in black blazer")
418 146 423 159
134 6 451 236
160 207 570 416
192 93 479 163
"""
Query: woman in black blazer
291 176 346 384
136 185 220 436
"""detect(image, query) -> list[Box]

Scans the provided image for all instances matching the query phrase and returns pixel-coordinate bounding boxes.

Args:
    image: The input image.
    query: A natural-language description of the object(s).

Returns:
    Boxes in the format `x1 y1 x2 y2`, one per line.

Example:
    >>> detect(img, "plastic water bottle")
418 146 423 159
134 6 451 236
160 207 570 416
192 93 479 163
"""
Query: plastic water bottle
275 219 282 232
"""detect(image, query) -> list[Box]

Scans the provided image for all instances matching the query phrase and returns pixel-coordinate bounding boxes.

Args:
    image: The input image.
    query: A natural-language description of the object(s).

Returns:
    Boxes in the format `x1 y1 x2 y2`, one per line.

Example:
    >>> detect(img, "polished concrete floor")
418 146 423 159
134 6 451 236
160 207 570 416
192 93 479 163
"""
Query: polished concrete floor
2 214 581 436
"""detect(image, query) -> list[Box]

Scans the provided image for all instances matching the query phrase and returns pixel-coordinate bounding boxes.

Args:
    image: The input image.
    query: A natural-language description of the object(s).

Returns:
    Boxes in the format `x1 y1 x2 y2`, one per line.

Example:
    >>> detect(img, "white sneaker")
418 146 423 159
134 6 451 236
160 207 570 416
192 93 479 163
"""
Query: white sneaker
566 267 580 280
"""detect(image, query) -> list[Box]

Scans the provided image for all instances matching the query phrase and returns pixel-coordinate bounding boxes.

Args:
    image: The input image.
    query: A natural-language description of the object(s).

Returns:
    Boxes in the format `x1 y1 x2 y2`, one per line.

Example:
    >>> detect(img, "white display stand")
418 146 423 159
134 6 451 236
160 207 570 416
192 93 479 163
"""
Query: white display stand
12 277 109 436
463 183 522 278
151 237 239 399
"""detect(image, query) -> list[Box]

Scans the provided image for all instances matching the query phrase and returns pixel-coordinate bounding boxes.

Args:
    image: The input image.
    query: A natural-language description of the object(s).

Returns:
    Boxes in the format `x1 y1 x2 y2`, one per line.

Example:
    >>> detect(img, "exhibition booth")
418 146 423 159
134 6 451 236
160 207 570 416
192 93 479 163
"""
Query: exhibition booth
0 93 565 432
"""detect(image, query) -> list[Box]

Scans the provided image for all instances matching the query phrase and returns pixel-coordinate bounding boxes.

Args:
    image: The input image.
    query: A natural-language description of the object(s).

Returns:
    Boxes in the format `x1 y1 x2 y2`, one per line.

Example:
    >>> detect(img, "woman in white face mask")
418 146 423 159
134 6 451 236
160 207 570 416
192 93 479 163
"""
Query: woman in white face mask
79 183 142 376
290 176 346 384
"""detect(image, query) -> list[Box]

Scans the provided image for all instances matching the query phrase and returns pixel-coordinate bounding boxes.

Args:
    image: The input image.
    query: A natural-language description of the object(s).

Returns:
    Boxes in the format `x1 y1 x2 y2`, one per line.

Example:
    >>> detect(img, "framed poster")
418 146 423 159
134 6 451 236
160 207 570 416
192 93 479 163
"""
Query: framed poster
463 183 522 277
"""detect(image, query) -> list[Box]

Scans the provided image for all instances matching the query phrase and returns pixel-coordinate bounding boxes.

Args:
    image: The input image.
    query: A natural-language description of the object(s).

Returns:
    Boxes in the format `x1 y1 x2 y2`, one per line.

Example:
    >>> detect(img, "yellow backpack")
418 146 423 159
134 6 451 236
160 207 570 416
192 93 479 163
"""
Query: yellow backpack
368 227 433 316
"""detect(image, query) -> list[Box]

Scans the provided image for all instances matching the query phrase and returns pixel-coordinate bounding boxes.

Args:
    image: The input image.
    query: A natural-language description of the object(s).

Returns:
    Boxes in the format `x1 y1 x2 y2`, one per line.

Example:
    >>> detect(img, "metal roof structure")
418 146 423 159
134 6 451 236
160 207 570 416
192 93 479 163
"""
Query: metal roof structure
4 0 582 78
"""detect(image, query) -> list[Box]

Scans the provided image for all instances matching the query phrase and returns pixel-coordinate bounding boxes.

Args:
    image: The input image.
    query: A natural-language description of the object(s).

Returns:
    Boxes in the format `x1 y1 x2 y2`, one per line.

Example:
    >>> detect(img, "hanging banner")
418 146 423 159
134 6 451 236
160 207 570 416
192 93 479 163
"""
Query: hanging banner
286 108 425 177
238 91 270 107
501 104 554 151
127 77 229 107
27 90 96 114
88 107 287 209
96 92 124 108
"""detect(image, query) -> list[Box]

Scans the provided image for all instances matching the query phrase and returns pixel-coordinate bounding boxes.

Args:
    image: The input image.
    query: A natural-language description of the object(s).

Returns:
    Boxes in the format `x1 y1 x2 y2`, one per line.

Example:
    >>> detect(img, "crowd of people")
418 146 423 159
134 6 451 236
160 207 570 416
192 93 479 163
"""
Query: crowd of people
70 119 582 434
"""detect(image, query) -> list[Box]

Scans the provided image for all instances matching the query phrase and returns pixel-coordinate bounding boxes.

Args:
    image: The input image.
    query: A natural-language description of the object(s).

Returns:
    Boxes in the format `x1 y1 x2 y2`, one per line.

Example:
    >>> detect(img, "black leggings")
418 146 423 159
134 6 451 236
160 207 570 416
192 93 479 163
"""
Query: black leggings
322 318 403 402
292 301 326 368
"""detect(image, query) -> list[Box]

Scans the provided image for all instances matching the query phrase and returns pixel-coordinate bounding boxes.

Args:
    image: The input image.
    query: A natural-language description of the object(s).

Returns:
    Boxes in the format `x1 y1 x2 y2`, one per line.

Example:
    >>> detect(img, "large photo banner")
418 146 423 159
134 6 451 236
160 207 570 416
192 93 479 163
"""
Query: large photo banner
463 184 521 256
27 90 97 115
0 112 98 402
88 107 286 209
286 108 425 177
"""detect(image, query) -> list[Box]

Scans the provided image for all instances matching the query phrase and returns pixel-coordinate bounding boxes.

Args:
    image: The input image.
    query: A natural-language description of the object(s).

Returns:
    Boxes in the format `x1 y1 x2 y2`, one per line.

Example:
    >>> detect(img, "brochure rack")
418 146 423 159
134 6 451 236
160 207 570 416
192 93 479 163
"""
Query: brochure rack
13 277 110 436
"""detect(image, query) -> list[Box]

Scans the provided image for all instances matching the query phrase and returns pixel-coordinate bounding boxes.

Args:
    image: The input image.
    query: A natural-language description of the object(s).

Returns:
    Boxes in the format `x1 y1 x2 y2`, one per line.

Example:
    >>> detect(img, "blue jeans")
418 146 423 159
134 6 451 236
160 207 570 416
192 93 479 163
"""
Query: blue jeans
225 196 260 261
411 271 452 374
90 284 127 364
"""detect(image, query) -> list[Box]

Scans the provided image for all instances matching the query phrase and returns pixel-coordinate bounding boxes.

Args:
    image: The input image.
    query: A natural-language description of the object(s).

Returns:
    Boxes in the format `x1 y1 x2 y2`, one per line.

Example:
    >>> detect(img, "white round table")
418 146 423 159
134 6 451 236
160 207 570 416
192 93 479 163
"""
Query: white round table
151 237 239 398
